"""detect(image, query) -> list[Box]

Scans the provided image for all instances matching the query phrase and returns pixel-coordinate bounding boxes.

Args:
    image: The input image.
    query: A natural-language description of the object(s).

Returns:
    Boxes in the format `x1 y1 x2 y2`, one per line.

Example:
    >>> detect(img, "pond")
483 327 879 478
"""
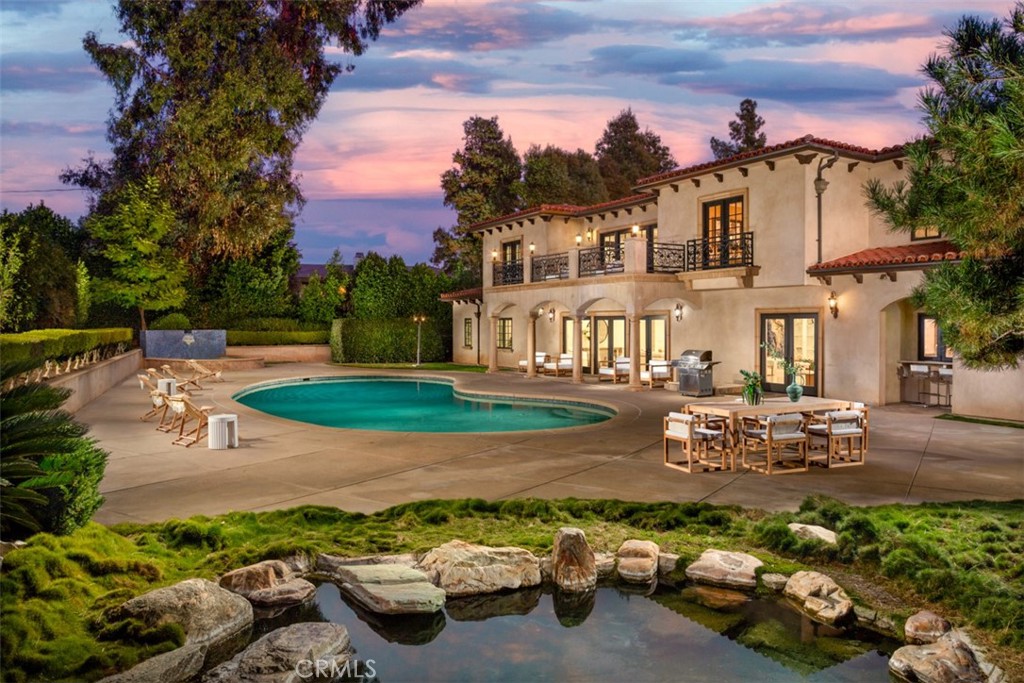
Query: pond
250 582 897 682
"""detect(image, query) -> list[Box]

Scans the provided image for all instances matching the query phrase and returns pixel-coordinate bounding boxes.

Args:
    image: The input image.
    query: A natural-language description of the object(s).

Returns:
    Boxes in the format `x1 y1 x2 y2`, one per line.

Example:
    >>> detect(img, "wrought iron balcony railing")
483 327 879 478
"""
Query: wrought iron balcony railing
685 232 754 271
647 242 688 273
530 252 569 281
578 245 624 278
492 260 523 286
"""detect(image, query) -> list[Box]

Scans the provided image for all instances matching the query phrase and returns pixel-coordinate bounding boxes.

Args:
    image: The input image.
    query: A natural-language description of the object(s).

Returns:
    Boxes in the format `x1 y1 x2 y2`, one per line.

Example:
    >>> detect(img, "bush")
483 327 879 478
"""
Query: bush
225 330 329 345
336 318 444 363
229 317 326 332
148 313 190 330
0 328 133 365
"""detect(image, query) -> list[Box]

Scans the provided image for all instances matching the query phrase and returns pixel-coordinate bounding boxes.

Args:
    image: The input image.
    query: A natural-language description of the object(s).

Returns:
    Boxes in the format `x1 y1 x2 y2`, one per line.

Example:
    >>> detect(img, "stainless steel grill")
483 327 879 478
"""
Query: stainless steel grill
673 349 719 397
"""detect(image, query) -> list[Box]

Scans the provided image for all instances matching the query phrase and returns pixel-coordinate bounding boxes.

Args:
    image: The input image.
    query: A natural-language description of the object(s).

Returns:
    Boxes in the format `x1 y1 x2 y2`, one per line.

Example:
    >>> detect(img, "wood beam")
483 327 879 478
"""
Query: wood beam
795 153 818 165
738 167 749 177
713 173 724 183
671 183 680 192
853 273 863 284
847 162 860 173
689 179 699 188
893 159 904 170
765 160 775 171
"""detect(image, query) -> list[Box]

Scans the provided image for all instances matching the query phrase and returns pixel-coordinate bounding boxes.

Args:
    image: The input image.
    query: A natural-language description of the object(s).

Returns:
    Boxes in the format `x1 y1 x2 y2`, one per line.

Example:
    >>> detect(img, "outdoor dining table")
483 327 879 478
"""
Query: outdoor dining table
684 396 853 471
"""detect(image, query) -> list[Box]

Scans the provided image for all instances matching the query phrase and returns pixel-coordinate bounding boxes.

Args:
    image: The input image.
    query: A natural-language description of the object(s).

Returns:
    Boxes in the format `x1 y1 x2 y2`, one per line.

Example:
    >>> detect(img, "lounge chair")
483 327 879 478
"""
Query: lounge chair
597 356 630 383
542 353 573 377
663 412 729 473
806 410 866 467
186 359 224 382
159 364 205 391
641 359 672 388
170 395 214 447
740 413 808 475
518 352 548 373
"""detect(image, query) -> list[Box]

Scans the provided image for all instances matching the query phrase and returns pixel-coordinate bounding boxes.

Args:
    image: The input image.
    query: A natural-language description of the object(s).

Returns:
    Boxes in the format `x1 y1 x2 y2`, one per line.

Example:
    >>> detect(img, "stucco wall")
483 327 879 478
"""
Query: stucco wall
225 345 331 363
49 349 143 414
953 362 1024 422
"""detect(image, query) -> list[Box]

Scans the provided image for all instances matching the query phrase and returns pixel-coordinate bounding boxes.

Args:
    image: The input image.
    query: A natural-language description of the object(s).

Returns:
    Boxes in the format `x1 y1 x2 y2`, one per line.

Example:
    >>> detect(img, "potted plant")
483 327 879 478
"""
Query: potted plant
740 369 763 406
761 342 804 402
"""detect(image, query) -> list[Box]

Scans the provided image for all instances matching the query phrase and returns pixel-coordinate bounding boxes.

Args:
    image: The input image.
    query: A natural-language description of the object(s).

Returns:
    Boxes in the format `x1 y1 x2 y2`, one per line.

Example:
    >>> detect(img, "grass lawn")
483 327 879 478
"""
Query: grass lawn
2 496 1021 682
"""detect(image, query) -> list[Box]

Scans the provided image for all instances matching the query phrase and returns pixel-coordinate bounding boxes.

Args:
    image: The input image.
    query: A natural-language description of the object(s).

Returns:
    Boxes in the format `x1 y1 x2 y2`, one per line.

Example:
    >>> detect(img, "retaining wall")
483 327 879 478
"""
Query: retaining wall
225 344 331 363
49 349 143 414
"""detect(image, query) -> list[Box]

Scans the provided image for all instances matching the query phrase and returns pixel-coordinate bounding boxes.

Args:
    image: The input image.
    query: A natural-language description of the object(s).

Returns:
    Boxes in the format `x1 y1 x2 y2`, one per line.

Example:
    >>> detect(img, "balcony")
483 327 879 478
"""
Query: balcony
579 245 624 277
531 252 569 281
685 232 754 271
493 260 523 286
647 242 688 273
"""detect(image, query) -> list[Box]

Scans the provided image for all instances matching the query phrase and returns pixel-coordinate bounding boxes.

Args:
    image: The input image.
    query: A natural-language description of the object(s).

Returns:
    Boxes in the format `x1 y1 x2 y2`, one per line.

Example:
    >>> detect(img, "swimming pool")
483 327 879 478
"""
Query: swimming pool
232 377 615 433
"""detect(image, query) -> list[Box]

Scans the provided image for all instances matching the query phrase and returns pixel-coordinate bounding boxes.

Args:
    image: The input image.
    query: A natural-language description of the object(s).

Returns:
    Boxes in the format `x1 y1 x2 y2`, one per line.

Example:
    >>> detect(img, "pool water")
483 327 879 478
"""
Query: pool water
233 378 614 432
250 582 897 682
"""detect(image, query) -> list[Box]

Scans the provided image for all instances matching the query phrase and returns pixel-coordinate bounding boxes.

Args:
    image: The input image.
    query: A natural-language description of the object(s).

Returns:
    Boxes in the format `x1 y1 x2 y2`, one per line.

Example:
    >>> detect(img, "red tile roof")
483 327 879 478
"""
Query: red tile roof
807 240 964 274
468 194 657 232
440 287 483 302
636 134 905 188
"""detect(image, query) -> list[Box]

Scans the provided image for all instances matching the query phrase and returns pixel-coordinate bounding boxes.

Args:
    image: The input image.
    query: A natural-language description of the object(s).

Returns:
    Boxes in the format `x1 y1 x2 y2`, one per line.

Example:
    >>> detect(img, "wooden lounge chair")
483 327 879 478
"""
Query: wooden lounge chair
806 410 866 468
641 359 672 388
740 413 808 475
598 356 630 383
663 412 729 473
186 359 224 382
170 395 214 447
159 364 205 391
518 352 548 373
543 353 573 377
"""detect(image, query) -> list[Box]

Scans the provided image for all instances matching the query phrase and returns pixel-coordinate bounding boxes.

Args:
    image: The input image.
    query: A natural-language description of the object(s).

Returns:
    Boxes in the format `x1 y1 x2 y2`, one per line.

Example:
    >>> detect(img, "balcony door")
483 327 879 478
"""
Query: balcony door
702 195 744 268
593 316 626 370
760 313 819 396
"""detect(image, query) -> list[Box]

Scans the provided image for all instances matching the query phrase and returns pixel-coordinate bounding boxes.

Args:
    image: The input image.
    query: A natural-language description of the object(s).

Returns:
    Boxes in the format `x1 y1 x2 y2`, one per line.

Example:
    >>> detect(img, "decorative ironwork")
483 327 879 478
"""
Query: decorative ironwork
578 245 624 277
648 242 688 273
686 231 754 271
492 260 523 286
530 253 569 282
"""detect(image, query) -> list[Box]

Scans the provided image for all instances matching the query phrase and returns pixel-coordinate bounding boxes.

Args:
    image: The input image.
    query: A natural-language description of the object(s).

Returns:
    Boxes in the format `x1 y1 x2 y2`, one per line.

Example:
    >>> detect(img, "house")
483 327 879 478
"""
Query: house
442 135 1023 421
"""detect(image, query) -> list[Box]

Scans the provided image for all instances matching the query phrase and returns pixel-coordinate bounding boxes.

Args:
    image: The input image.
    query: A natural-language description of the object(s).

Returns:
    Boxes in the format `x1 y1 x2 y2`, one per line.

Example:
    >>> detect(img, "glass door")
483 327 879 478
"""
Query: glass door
562 317 591 371
760 313 818 396
593 316 626 370
640 316 667 364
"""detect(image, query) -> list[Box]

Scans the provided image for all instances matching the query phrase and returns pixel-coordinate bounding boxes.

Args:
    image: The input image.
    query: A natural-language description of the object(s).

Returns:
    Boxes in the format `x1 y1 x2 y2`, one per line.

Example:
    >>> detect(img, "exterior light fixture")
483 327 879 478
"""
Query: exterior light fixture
575 233 583 245
827 291 839 319
585 228 593 241
631 224 640 236
548 308 555 322
528 241 535 254
537 306 545 317
673 303 684 322
491 248 499 262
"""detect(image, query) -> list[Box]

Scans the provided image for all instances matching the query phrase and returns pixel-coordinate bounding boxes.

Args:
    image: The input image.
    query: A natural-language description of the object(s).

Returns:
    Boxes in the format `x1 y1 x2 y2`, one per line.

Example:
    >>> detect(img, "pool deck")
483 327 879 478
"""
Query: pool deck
81 363 1024 525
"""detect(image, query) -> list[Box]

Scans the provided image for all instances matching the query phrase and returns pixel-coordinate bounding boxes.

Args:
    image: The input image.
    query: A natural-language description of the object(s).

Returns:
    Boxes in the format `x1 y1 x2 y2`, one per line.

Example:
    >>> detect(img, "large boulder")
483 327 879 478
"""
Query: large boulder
219 560 316 608
787 523 837 545
203 623 354 683
616 540 660 584
552 527 597 593
330 564 445 614
684 549 762 590
99 643 206 683
106 578 253 647
905 610 952 645
889 632 987 683
417 540 541 597
783 571 853 626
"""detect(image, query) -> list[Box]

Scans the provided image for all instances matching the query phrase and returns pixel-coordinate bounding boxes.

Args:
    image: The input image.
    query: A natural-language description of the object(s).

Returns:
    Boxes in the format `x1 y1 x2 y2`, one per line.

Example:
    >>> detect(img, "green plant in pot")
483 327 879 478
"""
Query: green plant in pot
740 369 764 406
761 342 804 402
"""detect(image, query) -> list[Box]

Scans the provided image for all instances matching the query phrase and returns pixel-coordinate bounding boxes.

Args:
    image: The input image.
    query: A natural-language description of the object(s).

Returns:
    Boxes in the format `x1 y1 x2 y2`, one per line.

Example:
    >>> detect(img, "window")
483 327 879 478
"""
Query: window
463 318 473 348
496 318 513 350
501 240 522 263
701 195 746 267
919 315 952 361
912 225 941 240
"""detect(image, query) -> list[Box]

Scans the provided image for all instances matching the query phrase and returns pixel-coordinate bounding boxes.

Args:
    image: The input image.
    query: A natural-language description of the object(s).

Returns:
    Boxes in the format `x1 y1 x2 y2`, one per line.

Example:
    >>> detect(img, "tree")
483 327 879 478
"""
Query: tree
432 116 522 286
519 144 609 208
710 98 768 160
865 4 1024 368
87 177 188 330
63 0 420 281
594 108 676 199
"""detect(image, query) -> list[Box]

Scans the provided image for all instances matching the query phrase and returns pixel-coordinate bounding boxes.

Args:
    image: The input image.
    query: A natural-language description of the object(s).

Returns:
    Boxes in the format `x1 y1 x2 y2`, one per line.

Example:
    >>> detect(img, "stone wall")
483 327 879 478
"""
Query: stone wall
225 344 331 363
49 349 143 414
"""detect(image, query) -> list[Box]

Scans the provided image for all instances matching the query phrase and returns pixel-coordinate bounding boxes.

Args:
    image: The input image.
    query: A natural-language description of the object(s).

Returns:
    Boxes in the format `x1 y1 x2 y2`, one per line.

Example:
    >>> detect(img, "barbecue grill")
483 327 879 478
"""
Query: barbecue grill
673 349 719 397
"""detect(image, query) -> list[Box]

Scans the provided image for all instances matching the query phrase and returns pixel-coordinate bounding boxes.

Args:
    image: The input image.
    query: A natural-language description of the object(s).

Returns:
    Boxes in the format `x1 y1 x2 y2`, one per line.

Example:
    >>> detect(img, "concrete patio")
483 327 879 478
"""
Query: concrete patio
79 363 1024 526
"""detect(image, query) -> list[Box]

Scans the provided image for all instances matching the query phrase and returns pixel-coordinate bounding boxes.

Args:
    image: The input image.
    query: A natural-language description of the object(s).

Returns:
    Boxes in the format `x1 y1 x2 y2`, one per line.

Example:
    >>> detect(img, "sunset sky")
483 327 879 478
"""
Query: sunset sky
0 0 1013 266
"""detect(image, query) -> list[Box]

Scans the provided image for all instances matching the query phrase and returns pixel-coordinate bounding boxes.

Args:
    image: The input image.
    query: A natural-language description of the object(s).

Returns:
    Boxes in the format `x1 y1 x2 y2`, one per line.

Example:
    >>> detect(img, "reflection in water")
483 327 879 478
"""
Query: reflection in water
245 582 896 682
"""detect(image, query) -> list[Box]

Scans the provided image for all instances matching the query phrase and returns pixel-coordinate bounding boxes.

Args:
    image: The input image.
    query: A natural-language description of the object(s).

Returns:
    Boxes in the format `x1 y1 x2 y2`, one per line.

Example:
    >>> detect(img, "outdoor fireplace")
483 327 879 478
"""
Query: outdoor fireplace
673 349 718 397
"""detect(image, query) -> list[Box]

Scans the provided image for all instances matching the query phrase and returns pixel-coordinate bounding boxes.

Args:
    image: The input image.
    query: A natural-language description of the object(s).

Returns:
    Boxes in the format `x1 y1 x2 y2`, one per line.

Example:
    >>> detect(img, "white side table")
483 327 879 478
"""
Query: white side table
208 414 239 449
157 378 177 396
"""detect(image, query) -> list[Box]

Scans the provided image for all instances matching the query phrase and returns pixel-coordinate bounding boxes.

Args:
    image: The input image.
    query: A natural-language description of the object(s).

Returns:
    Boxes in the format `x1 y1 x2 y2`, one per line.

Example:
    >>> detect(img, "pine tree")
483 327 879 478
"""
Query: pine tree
594 108 676 199
710 98 767 160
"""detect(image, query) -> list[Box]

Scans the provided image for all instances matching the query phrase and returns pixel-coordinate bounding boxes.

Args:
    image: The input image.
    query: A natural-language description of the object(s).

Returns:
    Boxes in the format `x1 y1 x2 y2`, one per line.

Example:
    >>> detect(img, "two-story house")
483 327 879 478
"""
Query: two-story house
442 135 1022 421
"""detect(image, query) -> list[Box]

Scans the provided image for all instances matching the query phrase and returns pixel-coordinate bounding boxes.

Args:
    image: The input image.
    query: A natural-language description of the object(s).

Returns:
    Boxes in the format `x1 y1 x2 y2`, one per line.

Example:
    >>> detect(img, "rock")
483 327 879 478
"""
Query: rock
203 623 353 683
281 554 311 575
219 560 315 608
787 523 838 545
905 610 952 644
681 585 750 610
106 578 253 647
658 553 680 578
783 571 853 626
616 540 660 584
760 573 789 592
552 527 597 593
684 549 762 590
331 564 445 614
99 643 206 683
889 632 987 683
417 540 541 597
538 555 553 583
317 552 419 572
594 552 616 579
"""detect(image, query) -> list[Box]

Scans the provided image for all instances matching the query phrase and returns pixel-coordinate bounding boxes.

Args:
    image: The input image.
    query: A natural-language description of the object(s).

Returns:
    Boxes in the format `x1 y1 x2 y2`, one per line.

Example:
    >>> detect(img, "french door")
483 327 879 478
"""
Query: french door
760 313 819 396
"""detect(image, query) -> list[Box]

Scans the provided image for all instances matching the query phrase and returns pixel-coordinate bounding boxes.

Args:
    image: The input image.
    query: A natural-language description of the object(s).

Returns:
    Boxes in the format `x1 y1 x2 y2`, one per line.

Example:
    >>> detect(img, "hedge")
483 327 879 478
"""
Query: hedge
332 318 444 363
225 330 330 346
230 318 328 332
0 328 133 365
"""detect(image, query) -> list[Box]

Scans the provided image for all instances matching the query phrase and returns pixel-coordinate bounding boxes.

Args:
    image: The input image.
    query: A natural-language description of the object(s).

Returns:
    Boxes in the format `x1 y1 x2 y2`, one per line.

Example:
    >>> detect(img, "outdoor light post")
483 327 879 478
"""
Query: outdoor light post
412 314 427 366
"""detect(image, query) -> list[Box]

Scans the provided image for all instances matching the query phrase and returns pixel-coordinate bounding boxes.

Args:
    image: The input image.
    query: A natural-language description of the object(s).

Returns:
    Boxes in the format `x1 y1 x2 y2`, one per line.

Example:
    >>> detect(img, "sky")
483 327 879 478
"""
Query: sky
0 0 1014 266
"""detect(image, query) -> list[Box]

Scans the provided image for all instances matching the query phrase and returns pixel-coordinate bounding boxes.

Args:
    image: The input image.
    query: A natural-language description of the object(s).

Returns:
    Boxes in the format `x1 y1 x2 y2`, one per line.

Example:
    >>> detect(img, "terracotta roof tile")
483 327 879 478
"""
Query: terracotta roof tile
440 287 483 302
807 240 963 273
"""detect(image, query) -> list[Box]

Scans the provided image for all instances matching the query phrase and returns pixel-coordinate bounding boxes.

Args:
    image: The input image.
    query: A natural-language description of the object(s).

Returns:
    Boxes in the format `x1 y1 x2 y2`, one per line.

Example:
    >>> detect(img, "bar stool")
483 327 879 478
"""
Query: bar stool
935 367 953 407
909 364 936 405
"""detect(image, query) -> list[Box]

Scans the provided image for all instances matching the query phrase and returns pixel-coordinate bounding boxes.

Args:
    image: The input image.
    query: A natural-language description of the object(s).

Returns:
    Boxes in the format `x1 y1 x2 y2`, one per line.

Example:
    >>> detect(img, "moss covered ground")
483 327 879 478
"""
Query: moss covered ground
1 496 1021 681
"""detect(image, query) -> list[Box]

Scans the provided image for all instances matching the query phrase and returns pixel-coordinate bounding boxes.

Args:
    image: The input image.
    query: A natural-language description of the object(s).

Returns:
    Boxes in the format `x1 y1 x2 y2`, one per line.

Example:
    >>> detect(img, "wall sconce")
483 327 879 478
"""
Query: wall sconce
631 224 640 236
585 228 593 241
528 241 535 254
547 308 555 322
673 303 683 322
537 306 545 317
575 233 582 245
827 291 839 318
491 248 498 262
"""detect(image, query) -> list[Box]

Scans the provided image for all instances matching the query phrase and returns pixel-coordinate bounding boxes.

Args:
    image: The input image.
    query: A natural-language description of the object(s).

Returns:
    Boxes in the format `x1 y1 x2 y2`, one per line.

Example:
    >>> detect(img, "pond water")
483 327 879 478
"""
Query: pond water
250 582 897 682
232 377 614 433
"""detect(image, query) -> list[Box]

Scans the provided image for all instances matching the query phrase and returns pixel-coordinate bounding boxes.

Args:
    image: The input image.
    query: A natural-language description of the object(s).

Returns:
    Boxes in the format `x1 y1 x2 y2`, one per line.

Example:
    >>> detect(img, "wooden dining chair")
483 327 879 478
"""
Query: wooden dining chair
740 413 809 475
663 412 729 473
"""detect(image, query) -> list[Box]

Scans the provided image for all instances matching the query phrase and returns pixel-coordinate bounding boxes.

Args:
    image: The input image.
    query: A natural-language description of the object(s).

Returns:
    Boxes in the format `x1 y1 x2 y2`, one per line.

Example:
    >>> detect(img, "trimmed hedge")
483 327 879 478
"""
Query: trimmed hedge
149 313 190 330
230 317 327 332
225 330 330 346
0 329 133 365
332 318 444 363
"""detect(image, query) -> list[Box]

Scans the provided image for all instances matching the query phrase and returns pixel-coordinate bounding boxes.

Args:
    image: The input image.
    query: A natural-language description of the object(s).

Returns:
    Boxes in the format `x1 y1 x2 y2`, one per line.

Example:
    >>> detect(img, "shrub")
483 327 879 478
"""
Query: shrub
225 330 329 345
148 313 190 330
0 328 132 365
229 317 327 332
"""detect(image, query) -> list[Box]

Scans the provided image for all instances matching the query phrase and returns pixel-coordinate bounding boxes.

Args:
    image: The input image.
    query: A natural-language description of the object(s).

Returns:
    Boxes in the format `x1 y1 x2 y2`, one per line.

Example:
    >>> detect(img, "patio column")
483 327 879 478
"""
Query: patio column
628 314 642 390
526 314 537 378
572 315 584 384
487 316 499 373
